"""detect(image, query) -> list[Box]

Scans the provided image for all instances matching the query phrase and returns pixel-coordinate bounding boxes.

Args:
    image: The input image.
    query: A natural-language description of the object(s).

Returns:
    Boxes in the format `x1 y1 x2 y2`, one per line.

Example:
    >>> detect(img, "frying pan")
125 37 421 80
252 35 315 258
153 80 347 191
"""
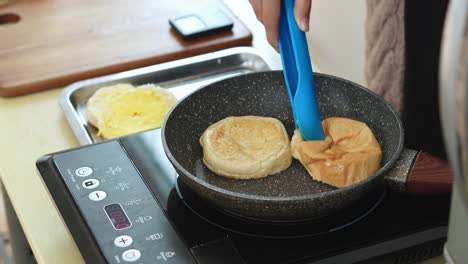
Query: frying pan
162 71 452 221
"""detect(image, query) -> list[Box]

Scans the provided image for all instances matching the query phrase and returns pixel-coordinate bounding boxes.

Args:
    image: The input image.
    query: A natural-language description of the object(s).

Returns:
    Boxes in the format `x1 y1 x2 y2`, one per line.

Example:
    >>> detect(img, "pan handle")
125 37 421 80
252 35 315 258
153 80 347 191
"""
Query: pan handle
406 151 453 194
383 149 453 194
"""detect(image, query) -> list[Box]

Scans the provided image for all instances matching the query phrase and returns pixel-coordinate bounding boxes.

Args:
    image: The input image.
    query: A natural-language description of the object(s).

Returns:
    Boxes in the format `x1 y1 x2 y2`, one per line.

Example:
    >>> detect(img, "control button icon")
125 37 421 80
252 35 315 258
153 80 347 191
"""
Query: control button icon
106 166 123 175
156 251 175 261
122 249 141 262
114 235 133 248
115 182 130 191
82 179 100 189
75 167 93 177
125 199 142 206
146 233 164 241
89 190 107 201
135 215 152 224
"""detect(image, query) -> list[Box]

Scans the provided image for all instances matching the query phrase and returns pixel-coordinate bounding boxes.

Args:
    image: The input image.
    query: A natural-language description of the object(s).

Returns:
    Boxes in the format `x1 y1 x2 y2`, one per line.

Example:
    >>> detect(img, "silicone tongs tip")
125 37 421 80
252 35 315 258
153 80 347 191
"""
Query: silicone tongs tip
278 0 325 141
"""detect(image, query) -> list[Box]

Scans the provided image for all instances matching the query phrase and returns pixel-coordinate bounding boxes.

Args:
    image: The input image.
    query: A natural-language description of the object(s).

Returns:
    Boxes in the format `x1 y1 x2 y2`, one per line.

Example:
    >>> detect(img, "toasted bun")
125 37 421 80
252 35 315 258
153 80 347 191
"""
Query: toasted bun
86 83 177 139
200 116 292 179
291 117 382 188
86 83 134 128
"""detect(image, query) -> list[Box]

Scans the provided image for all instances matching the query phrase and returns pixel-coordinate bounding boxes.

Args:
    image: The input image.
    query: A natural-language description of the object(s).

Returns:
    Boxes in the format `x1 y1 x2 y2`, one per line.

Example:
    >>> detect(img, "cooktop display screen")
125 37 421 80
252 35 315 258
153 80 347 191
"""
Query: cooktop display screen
104 203 131 230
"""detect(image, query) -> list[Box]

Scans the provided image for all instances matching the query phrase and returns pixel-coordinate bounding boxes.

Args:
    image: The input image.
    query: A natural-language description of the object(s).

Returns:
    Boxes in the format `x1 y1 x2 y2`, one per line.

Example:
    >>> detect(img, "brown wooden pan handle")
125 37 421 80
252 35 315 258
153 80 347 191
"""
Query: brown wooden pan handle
406 151 454 194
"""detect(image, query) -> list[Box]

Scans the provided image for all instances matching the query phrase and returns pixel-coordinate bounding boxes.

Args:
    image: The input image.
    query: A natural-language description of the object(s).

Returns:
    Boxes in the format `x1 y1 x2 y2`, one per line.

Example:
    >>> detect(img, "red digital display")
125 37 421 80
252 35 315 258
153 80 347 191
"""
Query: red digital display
104 204 131 230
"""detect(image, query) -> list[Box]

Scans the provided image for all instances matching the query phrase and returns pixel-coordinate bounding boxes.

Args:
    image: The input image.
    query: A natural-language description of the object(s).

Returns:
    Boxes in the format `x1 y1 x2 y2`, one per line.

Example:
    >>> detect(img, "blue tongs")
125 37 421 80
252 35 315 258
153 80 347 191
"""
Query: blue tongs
279 0 325 140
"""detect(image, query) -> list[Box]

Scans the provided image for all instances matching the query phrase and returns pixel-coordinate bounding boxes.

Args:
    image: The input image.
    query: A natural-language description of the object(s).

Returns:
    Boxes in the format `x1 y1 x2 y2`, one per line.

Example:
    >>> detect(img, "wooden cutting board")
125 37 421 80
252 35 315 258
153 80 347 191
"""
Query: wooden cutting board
0 0 252 97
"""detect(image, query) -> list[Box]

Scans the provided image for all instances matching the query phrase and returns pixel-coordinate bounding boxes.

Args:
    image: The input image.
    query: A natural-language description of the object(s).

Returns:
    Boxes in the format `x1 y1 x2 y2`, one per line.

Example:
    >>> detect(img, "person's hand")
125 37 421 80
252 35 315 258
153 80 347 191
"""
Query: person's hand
249 0 312 50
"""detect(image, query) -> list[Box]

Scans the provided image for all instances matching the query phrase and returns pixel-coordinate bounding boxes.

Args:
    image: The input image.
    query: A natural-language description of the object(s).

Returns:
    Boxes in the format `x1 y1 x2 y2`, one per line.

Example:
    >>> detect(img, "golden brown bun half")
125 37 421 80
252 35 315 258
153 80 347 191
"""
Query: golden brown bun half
200 116 292 179
291 117 382 188
86 83 134 128
86 83 177 139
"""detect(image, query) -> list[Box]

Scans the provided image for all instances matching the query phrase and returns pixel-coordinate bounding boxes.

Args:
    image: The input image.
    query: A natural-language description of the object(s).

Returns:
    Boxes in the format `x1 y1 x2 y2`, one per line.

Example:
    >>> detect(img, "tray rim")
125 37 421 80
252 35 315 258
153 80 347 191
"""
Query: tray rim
59 46 280 145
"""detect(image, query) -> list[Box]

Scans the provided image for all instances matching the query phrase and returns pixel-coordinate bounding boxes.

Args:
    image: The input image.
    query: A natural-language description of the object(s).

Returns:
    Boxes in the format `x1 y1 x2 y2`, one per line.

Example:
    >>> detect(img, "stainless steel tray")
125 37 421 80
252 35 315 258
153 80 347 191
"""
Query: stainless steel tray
59 47 278 145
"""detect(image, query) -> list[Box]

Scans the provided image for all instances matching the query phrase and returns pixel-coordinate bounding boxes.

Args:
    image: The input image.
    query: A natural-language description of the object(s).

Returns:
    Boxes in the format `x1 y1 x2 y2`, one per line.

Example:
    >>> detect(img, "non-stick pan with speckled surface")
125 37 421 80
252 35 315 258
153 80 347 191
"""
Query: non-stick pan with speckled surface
162 71 452 221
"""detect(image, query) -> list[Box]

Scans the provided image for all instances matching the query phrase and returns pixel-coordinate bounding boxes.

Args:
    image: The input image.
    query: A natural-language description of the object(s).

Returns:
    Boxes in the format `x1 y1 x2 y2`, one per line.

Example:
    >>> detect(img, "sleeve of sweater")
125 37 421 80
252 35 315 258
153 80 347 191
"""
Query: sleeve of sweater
365 0 449 159
365 0 405 112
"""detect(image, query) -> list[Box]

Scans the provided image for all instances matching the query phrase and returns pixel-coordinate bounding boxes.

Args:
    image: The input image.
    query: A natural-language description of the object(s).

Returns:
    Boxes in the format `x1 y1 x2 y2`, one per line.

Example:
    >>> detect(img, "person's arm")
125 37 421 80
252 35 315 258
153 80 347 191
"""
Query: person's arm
249 0 312 50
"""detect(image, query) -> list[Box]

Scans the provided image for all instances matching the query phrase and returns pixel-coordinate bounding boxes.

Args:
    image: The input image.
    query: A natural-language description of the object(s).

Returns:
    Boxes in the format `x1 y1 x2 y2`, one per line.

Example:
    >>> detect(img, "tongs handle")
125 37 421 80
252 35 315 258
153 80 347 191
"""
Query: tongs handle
279 0 324 140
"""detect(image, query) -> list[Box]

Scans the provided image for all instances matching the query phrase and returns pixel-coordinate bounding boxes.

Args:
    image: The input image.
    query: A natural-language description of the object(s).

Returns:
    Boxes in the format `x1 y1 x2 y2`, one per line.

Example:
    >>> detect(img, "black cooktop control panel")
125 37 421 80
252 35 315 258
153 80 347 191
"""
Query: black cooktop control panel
44 140 196 264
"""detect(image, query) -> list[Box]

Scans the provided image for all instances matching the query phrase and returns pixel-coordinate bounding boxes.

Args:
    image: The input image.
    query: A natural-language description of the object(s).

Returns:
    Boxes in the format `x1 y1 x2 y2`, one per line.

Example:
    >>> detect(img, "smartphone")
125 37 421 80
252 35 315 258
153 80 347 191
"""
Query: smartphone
169 8 234 39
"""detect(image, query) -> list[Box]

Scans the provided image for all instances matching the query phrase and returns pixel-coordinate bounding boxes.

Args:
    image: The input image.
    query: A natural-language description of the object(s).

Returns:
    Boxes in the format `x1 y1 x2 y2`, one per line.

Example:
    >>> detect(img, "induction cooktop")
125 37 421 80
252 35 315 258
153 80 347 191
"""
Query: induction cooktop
37 129 450 264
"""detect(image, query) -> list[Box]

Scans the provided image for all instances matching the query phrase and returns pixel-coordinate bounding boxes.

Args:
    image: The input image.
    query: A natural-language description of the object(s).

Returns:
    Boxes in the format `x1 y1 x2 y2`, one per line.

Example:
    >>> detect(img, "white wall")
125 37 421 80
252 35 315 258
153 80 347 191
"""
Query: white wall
307 0 367 86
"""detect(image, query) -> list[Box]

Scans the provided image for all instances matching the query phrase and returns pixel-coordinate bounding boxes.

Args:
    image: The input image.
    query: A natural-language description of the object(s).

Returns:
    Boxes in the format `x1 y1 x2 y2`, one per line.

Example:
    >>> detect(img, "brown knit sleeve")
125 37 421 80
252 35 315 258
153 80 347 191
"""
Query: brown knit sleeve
365 0 405 112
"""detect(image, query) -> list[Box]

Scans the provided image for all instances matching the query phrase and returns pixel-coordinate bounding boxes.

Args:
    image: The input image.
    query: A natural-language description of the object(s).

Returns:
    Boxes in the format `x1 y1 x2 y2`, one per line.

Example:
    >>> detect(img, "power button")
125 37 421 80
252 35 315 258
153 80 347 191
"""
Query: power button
75 167 93 177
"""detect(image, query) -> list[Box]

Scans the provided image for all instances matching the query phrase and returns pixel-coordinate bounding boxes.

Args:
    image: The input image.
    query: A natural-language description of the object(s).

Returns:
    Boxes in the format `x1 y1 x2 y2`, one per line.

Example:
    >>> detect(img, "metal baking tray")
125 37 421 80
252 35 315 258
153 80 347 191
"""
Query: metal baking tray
59 47 279 145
